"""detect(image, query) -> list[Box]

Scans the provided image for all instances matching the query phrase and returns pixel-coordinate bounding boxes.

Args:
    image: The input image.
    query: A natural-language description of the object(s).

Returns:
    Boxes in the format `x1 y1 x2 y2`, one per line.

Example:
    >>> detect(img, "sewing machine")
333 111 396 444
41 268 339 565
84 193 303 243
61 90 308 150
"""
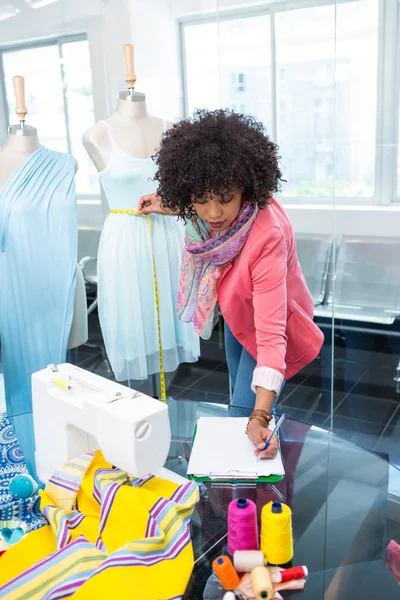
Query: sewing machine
32 364 171 483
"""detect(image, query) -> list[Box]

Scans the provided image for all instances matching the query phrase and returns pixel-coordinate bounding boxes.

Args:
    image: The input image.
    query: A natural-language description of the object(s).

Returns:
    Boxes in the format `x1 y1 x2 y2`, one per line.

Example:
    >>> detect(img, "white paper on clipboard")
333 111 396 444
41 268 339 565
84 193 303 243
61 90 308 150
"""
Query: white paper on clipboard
187 417 285 480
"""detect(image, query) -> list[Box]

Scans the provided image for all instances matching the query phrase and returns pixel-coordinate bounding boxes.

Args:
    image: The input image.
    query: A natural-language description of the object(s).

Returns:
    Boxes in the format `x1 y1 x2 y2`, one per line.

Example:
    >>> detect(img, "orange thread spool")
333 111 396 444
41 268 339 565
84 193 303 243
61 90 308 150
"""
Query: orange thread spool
212 555 240 590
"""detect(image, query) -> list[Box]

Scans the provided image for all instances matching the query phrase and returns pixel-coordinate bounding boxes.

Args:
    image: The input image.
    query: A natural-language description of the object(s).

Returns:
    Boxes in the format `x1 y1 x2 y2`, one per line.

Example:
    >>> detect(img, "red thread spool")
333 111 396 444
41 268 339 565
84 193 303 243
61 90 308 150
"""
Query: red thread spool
228 497 259 555
212 555 240 590
275 566 308 583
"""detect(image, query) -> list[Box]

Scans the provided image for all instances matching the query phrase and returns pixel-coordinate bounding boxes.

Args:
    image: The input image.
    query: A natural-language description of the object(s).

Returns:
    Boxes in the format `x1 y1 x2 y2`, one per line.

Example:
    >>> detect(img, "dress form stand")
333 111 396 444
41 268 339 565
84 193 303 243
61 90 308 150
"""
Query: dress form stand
0 76 87 477
0 77 88 350
122 44 157 399
0 76 40 190
83 44 199 397
83 44 168 173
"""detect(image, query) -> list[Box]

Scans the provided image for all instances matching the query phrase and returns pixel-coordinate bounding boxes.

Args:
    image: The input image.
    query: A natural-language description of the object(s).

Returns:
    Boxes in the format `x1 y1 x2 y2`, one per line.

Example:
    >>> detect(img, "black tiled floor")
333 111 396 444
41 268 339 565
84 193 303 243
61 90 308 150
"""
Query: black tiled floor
280 408 329 427
352 365 400 402
331 416 385 452
380 407 400 428
280 384 345 415
169 364 213 390
335 393 398 424
173 387 229 405
373 425 400 455
188 368 230 395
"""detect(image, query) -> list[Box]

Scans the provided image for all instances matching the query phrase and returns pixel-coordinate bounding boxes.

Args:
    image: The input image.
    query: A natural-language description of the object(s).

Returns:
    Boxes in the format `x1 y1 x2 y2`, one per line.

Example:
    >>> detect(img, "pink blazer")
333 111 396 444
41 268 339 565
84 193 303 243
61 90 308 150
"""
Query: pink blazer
217 199 324 381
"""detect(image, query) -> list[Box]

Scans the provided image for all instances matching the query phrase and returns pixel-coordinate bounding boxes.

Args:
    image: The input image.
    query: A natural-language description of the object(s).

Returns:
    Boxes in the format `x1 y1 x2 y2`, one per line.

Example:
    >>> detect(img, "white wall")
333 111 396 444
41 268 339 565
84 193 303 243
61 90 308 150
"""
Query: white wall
171 0 270 18
0 0 100 43
129 1 182 120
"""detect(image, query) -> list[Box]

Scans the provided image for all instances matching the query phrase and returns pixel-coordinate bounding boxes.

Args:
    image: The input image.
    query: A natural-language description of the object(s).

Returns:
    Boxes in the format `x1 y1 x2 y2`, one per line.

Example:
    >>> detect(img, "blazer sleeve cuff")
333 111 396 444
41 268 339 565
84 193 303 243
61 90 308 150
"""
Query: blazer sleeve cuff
251 367 284 395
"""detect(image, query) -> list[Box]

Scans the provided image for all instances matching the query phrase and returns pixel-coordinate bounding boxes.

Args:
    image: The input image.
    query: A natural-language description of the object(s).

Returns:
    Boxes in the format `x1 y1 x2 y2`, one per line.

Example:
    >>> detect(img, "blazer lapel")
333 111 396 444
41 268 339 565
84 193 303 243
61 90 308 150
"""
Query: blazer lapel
218 262 233 287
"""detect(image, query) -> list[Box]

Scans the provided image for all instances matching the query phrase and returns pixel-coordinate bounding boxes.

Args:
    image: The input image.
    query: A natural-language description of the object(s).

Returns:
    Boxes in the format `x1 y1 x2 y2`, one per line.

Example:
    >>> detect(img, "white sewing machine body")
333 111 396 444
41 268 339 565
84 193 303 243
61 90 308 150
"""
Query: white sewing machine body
32 364 171 484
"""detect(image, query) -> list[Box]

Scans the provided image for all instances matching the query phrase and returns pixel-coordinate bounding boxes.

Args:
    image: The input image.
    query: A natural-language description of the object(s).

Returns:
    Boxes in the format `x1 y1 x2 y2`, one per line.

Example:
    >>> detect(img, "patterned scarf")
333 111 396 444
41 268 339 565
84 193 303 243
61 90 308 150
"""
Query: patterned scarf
178 202 258 339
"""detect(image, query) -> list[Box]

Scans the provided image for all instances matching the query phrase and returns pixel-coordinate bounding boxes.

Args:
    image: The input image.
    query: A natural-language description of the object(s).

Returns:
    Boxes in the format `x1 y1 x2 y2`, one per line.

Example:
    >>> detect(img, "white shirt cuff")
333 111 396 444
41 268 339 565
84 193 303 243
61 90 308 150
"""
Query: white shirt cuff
251 367 284 395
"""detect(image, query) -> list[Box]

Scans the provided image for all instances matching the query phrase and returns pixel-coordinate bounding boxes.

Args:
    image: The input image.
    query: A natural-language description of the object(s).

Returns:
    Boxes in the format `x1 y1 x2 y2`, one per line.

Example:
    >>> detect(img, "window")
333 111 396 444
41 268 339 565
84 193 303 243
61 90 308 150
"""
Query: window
1 36 99 197
232 72 246 93
182 14 272 130
276 1 378 198
181 0 400 204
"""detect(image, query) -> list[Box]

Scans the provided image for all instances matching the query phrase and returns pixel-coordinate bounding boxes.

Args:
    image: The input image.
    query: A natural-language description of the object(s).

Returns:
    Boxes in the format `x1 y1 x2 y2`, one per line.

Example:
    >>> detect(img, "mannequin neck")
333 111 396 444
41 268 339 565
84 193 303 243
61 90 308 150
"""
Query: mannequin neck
4 132 40 154
114 98 148 119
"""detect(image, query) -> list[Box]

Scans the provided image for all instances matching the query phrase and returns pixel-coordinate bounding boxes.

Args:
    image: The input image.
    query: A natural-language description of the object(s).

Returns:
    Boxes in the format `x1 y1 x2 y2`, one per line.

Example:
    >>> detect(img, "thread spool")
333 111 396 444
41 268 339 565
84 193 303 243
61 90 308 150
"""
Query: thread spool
234 550 264 573
223 593 236 600
53 376 71 390
260 501 293 565
212 555 240 591
275 565 308 583
251 566 274 600
228 498 259 556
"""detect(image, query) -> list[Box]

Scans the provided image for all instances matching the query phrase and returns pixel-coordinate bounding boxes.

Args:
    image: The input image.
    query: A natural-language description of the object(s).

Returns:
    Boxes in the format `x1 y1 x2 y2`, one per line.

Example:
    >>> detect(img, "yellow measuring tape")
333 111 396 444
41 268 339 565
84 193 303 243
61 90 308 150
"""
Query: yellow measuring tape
110 209 166 401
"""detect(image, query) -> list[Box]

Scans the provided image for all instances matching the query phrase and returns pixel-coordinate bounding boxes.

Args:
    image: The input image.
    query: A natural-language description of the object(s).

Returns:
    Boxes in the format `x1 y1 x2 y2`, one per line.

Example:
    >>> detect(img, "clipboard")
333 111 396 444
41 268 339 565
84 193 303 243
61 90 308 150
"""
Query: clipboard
187 418 285 484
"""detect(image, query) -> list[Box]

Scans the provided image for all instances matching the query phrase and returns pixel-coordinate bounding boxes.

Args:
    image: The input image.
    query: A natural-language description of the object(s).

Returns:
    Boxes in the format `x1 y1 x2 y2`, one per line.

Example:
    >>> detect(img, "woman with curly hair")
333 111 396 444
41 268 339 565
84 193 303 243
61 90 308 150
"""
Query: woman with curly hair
139 109 323 459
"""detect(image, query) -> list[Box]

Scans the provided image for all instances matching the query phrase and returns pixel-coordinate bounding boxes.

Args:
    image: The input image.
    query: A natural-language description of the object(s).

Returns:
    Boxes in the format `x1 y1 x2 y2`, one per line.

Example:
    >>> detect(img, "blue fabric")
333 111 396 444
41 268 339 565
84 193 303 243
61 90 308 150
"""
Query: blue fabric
225 322 283 416
0 415 46 531
0 146 77 478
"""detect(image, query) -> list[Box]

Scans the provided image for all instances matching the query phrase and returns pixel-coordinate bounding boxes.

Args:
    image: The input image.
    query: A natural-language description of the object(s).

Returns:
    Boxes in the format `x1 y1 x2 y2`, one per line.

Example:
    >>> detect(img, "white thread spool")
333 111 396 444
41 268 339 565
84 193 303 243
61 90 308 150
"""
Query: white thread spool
223 593 236 600
234 550 265 573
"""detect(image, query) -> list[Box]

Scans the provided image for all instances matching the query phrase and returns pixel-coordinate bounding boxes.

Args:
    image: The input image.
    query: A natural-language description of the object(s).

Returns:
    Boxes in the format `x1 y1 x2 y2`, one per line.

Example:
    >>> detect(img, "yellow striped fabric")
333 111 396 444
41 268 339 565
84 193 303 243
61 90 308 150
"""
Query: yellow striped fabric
0 451 198 600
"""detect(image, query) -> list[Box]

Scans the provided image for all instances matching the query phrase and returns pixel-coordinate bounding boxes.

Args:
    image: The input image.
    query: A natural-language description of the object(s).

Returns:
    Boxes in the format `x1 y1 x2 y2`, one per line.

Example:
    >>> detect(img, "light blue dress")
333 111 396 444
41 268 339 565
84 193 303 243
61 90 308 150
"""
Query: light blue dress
0 145 77 477
97 121 199 382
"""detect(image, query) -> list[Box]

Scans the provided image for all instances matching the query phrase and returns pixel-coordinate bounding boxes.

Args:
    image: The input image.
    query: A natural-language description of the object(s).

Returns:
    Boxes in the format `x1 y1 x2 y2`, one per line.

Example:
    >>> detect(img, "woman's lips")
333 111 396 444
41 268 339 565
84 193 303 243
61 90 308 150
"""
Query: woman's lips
209 221 226 229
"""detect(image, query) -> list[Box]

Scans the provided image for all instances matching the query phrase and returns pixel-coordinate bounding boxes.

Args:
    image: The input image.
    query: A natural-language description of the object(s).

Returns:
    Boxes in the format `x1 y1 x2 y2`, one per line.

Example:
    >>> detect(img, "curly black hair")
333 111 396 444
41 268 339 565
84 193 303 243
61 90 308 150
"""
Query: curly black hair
153 109 283 219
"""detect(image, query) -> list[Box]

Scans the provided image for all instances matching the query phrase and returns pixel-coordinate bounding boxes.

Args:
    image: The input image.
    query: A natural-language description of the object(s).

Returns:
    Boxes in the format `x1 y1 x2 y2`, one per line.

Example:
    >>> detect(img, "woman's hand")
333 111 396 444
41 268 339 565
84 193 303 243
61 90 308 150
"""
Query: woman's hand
138 193 180 216
138 193 164 215
247 419 279 460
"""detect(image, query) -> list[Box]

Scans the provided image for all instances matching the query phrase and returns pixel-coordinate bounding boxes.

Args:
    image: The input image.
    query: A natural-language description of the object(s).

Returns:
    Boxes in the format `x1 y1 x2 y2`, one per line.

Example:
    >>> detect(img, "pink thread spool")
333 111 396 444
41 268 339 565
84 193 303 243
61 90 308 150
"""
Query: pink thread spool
228 498 259 556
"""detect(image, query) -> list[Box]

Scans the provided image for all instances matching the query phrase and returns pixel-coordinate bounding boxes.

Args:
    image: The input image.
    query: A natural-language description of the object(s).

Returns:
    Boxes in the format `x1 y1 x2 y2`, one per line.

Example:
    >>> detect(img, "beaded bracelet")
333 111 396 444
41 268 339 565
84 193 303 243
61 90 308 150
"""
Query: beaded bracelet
245 409 273 434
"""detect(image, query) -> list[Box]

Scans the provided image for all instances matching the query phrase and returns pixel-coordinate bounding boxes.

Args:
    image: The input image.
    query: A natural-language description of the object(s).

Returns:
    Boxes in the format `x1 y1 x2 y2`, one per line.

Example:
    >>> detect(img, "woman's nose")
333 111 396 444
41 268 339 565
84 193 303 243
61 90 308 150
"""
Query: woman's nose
208 200 223 219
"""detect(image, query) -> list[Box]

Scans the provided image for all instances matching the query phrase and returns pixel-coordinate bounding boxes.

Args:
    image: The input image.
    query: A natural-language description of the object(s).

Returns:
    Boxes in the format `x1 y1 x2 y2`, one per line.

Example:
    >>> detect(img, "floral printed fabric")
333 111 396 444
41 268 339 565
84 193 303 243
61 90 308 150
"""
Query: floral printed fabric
178 202 258 339
0 415 46 531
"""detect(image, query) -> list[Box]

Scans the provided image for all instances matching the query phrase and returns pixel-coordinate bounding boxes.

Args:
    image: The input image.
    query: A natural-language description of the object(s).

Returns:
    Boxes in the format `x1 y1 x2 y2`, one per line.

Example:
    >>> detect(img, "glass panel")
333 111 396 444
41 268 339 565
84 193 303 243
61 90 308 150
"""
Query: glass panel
330 0 400 471
3 45 67 153
398 89 400 197
276 0 378 199
62 39 99 195
184 14 272 127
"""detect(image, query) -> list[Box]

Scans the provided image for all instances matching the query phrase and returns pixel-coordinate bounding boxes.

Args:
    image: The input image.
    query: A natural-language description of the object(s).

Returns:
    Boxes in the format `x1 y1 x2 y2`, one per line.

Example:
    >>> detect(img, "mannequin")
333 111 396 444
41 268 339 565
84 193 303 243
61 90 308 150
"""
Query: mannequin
0 79 87 349
0 76 87 477
83 45 167 170
82 44 199 391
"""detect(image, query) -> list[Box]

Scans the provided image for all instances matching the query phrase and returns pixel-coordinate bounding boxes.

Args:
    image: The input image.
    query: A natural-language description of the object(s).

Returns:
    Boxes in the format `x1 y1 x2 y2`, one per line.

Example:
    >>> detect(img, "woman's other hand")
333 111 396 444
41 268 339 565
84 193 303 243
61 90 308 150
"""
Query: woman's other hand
247 419 279 459
138 193 163 214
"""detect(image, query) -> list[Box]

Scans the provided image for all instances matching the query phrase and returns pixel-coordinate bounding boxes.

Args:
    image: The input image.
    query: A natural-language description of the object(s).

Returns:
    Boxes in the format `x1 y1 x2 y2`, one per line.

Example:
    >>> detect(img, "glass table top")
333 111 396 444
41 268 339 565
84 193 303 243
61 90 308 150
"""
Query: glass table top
164 398 400 600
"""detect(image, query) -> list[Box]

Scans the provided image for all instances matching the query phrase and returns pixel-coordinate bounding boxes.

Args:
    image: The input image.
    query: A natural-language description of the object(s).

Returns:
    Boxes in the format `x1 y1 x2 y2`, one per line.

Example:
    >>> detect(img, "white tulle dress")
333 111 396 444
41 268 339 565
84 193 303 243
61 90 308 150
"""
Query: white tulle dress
97 120 199 381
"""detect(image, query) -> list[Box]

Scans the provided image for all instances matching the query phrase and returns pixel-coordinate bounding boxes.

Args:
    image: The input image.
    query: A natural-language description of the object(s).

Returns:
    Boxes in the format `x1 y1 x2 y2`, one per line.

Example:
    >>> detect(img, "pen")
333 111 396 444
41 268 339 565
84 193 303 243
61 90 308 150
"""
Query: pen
256 413 286 461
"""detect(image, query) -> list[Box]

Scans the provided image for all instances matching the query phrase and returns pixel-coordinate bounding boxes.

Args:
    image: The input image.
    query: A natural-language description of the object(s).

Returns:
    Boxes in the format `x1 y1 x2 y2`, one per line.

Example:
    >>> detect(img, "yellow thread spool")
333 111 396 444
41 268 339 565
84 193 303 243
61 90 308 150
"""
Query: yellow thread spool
251 566 274 600
53 376 71 390
260 501 294 565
